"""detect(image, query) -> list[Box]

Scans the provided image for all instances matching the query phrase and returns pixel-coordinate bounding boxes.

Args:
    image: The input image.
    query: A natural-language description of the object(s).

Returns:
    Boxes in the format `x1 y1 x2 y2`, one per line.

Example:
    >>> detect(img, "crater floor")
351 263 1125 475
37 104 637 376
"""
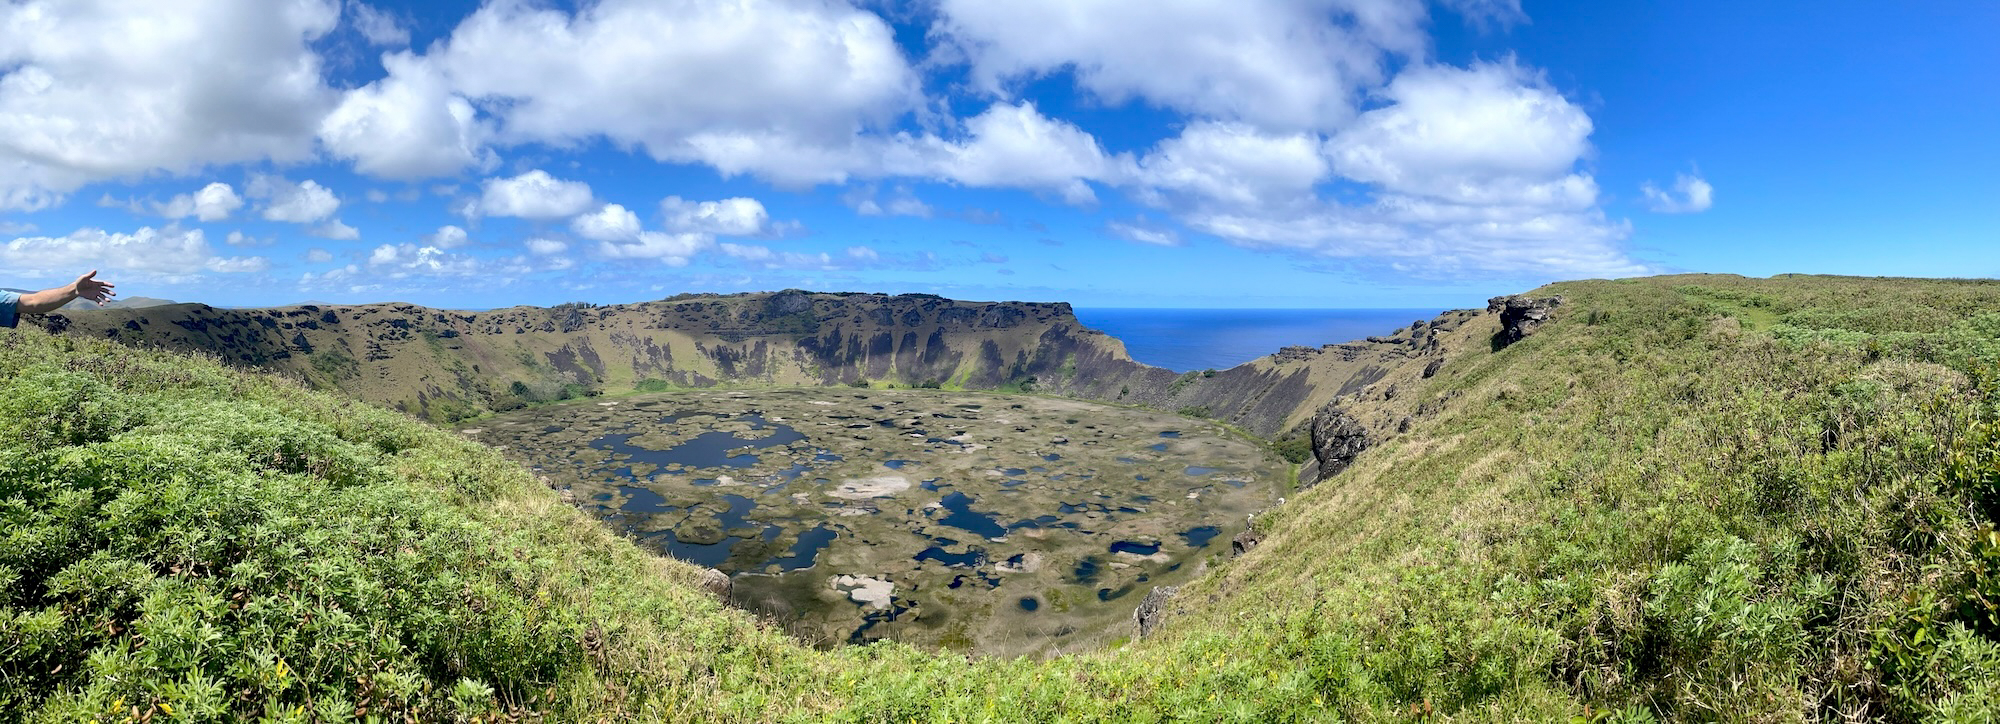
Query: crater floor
462 388 1285 656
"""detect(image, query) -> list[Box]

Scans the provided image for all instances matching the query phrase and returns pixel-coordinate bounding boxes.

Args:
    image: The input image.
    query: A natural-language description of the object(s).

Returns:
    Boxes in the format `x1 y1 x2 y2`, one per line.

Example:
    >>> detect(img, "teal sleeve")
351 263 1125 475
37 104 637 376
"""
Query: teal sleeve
0 291 16 328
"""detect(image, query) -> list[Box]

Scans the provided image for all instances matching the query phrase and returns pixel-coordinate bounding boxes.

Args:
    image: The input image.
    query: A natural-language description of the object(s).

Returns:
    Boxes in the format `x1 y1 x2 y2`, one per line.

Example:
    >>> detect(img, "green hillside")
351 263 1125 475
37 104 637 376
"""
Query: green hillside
5 274 1999 721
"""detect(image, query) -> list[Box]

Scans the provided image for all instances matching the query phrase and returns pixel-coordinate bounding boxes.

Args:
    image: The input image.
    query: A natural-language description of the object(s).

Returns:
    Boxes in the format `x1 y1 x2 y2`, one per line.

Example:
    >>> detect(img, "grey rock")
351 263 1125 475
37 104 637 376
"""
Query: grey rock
1422 357 1445 379
699 568 733 601
1133 585 1180 639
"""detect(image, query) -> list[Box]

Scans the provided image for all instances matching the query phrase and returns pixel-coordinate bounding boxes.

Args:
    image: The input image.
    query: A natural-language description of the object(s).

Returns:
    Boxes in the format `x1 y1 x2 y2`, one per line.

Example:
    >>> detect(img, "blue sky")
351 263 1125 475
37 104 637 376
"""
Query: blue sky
0 1 1993 310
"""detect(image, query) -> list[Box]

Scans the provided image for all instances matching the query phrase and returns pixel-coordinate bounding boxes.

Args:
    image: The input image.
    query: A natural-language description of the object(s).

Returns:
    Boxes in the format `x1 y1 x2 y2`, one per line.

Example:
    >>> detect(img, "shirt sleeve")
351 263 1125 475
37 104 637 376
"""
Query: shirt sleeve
0 291 18 328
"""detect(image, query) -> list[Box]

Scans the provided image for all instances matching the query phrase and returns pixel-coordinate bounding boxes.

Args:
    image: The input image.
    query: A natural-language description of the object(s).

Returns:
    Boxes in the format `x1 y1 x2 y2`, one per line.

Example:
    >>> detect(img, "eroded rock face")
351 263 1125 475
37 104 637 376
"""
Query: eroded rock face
1308 402 1369 486
1487 295 1564 348
1133 585 1179 639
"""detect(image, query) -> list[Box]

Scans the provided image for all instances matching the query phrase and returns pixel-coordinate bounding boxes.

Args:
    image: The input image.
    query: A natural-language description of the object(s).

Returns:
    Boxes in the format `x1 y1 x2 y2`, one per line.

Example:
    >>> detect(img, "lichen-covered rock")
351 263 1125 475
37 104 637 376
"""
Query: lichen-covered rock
1487 295 1564 348
699 568 733 600
1133 585 1179 639
1308 402 1369 487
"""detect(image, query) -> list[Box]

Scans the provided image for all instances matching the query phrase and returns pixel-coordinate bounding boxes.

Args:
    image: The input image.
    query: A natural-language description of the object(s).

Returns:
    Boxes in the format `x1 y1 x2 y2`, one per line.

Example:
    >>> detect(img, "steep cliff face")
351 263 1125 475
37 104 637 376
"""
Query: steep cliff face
50 291 1500 438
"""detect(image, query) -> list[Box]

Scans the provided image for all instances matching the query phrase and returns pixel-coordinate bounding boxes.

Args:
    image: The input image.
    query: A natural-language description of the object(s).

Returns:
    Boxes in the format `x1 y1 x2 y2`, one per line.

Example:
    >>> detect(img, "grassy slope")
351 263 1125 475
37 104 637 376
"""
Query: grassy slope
4 274 1999 721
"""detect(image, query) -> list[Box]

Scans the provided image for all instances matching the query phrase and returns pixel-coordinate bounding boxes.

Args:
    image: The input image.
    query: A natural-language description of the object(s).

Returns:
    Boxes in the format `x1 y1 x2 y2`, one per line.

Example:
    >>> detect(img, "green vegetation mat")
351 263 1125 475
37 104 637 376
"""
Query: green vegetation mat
3 274 1999 721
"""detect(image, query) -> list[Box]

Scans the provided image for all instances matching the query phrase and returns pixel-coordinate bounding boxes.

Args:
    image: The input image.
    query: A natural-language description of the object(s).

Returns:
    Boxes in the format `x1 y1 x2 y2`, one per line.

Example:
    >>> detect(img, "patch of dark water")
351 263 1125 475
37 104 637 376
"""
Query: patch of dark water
1159 430 1181 438
1110 540 1161 556
620 486 674 512
947 572 1001 589
1041 453 1061 462
1002 467 1027 476
848 598 918 645
916 546 985 567
1030 465 1047 473
763 525 836 571
592 414 806 470
884 459 916 469
814 451 843 463
1072 556 1102 584
651 532 741 568
1010 515 1060 530
1000 479 1026 487
542 425 563 433
1180 526 1223 548
919 478 943 491
1185 466 1220 476
936 492 1007 539
1097 584 1135 602
1018 597 1040 612
1149 443 1168 452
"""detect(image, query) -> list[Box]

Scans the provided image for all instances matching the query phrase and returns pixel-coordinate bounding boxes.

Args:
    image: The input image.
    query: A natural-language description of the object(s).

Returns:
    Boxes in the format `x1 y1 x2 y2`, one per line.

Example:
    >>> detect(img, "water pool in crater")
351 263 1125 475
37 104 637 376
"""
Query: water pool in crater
462 388 1284 657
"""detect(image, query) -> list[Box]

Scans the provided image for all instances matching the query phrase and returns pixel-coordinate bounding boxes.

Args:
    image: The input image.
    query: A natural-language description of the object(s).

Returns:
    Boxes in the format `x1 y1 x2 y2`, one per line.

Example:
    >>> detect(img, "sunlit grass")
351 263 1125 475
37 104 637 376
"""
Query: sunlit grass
2 273 1997 721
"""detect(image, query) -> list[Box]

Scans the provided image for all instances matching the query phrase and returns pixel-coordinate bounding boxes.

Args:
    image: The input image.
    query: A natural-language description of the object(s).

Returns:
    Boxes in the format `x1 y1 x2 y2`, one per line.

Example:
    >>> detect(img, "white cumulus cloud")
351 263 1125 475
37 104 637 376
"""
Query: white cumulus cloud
596 231 715 267
423 0 916 175
429 224 469 249
660 197 771 237
320 51 491 179
0 0 339 209
1 226 268 281
476 170 593 219
933 0 1427 130
1642 172 1714 214
571 204 642 241
912 102 1115 204
156 183 246 222
347 1 409 46
310 219 360 240
250 176 343 223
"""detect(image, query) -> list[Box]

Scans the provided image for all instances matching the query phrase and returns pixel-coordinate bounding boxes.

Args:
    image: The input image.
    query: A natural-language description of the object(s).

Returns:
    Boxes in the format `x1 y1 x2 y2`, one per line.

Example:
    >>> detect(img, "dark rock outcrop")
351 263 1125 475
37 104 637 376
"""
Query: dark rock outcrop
1231 530 1264 556
1307 402 1369 486
1133 585 1179 639
1487 295 1564 348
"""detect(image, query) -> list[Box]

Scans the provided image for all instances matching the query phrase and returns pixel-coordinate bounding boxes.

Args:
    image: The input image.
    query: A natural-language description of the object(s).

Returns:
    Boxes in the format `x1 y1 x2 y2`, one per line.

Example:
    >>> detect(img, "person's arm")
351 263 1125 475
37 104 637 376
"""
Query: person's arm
17 270 116 314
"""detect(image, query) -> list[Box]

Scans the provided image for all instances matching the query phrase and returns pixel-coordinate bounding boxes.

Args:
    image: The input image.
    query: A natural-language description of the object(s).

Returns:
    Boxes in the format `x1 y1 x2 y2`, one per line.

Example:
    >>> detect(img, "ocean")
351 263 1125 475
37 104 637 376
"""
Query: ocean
1072 308 1439 373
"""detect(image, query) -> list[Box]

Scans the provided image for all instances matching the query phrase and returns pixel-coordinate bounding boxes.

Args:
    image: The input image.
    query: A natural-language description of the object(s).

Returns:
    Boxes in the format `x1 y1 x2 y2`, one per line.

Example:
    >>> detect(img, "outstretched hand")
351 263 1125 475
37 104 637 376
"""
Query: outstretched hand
74 270 115 305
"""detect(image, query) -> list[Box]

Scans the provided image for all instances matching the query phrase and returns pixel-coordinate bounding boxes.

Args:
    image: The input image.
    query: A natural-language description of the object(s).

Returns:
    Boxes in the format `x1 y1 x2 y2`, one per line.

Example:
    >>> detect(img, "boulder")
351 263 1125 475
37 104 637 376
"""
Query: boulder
1486 295 1564 348
698 568 733 601
1422 357 1445 379
1231 530 1265 556
1307 402 1369 487
1133 585 1180 639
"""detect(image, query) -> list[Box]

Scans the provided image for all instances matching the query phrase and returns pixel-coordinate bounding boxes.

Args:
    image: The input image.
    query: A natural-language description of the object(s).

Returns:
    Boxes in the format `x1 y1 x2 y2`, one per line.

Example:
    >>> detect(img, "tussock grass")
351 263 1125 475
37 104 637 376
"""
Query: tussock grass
2 273 1998 721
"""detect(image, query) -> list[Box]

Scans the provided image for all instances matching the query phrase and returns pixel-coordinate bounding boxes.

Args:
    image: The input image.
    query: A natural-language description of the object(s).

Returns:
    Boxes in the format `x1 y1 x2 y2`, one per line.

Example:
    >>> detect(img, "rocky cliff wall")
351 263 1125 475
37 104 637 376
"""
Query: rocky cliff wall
49 291 1510 439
